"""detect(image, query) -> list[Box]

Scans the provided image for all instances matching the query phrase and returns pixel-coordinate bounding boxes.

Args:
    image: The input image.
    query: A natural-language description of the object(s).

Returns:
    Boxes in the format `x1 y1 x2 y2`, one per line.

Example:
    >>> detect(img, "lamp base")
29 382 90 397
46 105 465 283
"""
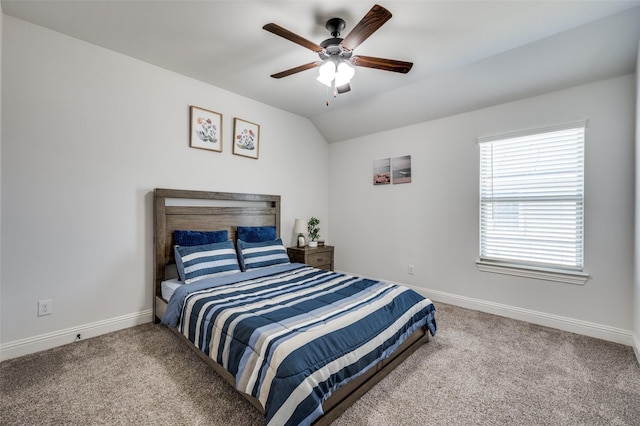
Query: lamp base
297 235 305 248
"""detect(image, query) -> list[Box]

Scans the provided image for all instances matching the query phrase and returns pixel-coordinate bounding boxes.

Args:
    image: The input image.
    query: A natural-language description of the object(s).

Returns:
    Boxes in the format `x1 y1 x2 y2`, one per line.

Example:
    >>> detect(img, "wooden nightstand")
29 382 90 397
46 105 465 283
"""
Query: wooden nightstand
287 245 334 271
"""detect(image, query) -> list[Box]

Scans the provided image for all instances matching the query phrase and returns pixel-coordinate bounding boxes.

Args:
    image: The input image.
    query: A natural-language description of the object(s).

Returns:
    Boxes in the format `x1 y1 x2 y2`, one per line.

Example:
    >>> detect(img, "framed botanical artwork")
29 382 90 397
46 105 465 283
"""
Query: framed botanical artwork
392 155 412 184
190 106 222 152
373 158 391 185
233 118 260 159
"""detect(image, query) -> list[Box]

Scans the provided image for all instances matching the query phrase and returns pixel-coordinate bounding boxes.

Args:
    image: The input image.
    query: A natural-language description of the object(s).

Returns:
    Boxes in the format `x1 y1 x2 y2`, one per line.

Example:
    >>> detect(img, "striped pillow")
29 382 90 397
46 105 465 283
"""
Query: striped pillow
237 238 290 271
174 240 240 283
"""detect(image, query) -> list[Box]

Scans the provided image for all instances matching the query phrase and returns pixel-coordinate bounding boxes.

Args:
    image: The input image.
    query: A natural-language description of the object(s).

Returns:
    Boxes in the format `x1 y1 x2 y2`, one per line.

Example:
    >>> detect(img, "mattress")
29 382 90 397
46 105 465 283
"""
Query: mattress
161 278 182 302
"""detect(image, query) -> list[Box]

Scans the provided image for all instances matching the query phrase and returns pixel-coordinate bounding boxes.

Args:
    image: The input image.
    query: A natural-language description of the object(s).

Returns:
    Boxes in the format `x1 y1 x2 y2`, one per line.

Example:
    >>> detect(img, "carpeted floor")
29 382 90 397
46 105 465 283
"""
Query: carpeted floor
2 303 639 425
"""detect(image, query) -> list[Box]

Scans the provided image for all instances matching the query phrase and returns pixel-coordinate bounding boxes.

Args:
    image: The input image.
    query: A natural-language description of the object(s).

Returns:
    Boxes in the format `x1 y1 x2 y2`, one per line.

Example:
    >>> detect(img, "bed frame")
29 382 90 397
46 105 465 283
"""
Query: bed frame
153 188 429 425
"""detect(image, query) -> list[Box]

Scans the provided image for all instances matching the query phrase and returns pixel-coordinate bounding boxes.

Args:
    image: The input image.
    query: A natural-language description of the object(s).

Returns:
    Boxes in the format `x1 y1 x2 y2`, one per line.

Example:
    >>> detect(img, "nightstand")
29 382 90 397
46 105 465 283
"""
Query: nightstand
287 245 334 271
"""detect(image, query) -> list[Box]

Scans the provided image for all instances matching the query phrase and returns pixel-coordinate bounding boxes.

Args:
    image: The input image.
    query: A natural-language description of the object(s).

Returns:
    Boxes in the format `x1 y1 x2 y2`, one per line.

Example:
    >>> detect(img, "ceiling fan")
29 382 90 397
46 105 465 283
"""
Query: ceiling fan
263 4 413 96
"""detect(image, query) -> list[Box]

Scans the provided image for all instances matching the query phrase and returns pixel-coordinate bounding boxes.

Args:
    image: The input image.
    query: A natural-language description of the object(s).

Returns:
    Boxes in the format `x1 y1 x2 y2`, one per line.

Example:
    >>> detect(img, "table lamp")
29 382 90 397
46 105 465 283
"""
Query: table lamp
293 219 307 247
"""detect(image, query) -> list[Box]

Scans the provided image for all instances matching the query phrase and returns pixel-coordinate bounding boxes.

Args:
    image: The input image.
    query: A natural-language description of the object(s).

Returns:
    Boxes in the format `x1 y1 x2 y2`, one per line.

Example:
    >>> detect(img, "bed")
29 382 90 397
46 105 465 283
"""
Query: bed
153 188 436 426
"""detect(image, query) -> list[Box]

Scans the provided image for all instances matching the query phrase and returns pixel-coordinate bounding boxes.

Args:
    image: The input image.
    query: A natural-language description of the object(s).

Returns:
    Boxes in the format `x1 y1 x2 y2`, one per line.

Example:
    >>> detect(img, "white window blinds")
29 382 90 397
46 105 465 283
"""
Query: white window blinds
478 122 585 271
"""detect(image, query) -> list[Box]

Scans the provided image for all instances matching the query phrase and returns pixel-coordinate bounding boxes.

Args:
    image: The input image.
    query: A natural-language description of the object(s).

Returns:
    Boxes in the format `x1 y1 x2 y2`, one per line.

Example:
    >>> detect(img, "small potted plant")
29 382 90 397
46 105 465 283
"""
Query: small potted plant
307 217 320 248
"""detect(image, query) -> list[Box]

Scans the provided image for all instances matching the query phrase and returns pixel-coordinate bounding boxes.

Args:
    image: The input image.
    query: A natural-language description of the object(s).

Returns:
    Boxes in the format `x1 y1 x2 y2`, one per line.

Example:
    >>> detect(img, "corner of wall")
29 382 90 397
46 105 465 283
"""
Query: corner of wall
634 35 640 366
1 7 4 343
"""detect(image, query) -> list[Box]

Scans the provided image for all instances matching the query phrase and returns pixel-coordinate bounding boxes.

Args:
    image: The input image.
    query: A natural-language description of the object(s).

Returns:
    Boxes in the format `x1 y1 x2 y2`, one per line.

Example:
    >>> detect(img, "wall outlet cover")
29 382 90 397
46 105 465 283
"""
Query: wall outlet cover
38 299 53 316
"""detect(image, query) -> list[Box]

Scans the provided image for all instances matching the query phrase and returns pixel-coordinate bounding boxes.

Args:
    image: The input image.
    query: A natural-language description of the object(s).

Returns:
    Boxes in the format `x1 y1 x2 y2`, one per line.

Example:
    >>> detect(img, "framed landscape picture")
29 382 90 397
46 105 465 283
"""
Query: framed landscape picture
190 106 222 152
233 118 260 159
392 155 412 184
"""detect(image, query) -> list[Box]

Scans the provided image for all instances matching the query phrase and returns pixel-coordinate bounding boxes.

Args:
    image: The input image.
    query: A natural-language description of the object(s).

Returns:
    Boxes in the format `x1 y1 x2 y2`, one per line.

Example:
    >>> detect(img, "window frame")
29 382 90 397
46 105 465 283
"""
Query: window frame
476 120 589 285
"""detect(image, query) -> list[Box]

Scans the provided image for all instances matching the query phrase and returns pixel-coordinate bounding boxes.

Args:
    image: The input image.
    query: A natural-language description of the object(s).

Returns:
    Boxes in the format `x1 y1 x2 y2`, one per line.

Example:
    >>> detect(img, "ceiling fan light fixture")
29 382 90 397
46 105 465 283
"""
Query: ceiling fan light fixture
335 61 355 86
317 57 355 89
317 60 336 87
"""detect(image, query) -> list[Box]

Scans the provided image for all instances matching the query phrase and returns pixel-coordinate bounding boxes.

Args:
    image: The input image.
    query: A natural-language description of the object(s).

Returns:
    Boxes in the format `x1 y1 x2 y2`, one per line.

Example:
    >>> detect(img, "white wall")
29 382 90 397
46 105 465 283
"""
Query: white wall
1 13 637 361
329 75 636 345
0 16 329 359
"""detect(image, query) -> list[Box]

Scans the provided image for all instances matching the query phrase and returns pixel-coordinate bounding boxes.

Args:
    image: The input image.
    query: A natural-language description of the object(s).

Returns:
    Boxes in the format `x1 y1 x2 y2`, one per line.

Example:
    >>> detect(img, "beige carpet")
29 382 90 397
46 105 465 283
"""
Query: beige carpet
2 303 639 425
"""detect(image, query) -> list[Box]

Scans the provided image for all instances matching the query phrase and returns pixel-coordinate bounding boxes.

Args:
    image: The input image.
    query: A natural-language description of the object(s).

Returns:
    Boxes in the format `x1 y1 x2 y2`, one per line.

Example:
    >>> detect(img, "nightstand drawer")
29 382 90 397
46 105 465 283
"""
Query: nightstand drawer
306 253 331 268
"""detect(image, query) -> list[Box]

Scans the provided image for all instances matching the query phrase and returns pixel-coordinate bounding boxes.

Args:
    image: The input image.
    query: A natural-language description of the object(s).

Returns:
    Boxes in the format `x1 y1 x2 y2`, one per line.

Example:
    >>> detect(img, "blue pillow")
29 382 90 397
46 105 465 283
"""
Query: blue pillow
174 240 240 283
237 226 277 243
237 238 290 271
173 230 228 246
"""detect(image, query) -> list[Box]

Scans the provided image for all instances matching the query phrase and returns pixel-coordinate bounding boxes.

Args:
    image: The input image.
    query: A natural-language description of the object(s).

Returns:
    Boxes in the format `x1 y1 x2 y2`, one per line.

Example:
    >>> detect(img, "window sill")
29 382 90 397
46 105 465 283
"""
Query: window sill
475 260 589 285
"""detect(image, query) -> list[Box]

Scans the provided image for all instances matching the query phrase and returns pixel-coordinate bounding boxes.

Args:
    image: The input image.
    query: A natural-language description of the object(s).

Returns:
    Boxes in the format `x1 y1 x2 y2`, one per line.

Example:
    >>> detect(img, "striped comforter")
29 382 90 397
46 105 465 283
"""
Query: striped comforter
164 264 436 426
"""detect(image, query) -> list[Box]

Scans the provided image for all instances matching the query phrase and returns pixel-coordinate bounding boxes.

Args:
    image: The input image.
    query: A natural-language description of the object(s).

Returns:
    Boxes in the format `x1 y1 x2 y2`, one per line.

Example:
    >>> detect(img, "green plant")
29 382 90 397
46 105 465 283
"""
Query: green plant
307 217 320 241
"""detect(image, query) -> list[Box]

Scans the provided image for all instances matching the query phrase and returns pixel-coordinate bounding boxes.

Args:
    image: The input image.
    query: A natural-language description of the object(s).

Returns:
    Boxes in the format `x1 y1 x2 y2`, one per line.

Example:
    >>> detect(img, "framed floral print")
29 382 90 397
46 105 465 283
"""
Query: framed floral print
233 118 260 159
373 158 391 185
190 106 222 152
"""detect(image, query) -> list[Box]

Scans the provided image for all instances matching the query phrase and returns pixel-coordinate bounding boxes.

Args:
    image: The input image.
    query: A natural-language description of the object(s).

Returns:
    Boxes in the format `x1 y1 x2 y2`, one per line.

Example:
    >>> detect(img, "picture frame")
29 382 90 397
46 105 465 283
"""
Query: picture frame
190 106 222 152
373 158 391 185
233 118 260 159
392 155 412 184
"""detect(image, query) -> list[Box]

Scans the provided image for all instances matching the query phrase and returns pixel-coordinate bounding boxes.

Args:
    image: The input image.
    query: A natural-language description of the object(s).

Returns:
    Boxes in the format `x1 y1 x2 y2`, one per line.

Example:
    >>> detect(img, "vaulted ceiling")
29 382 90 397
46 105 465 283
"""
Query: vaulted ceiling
3 1 640 142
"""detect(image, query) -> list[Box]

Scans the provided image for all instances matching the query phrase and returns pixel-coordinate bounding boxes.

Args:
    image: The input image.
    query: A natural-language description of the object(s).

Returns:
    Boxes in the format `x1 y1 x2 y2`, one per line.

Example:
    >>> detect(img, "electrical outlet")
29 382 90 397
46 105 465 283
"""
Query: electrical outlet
38 299 53 316
408 264 415 275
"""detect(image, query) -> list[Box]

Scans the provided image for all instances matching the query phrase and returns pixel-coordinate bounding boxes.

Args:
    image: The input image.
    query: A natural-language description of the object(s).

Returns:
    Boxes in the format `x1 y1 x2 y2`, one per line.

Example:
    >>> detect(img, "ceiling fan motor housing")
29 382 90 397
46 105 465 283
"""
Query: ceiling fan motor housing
320 18 352 61
319 38 352 60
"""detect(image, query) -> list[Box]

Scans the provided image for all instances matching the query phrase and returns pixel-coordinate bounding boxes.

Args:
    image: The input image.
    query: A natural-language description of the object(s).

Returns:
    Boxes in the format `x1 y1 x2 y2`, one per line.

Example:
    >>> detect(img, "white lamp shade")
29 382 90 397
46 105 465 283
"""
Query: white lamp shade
334 61 355 86
317 61 336 87
293 219 307 234
317 58 355 88
318 60 336 76
316 73 334 87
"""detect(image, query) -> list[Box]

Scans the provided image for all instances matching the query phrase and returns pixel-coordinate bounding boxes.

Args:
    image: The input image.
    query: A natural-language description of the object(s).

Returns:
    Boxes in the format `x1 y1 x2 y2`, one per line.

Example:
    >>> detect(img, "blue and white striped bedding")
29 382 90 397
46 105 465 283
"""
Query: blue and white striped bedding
162 263 436 426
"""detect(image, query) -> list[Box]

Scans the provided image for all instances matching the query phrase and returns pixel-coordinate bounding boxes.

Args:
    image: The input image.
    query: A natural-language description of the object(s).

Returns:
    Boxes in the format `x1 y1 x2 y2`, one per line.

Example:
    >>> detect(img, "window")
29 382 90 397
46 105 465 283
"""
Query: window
477 121 588 285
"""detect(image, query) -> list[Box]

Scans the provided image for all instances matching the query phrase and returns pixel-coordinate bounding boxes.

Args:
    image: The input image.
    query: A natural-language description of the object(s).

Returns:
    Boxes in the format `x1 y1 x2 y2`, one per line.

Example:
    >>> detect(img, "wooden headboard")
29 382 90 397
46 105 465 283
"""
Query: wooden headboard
153 188 281 306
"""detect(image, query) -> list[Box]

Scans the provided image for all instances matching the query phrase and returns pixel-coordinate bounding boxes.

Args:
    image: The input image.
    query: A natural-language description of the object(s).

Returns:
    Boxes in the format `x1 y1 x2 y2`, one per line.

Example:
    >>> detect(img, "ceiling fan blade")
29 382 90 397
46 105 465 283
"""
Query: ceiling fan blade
351 55 413 74
336 83 351 94
263 23 324 53
270 61 323 79
340 4 392 51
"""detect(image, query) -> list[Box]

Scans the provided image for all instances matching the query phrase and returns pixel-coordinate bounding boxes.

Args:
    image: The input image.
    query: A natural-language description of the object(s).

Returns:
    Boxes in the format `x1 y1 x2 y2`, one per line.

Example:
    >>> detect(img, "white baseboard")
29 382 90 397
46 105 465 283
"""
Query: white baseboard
633 333 640 366
413 286 633 346
0 309 154 361
333 269 634 346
